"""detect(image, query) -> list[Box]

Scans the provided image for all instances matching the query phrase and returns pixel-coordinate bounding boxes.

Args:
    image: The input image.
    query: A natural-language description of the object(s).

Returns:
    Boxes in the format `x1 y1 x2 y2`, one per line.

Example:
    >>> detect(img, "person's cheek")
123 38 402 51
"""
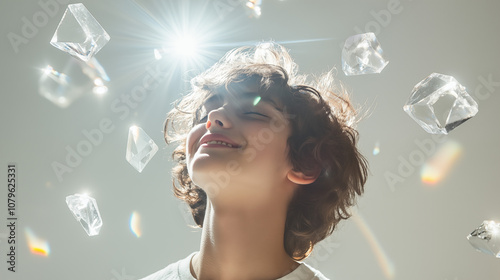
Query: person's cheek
186 125 204 157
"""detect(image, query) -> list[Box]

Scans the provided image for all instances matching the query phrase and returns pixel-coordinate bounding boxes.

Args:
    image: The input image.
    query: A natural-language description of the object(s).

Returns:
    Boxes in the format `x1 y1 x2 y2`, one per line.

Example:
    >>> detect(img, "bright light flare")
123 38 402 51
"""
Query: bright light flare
41 65 69 85
93 86 108 95
130 211 142 238
25 228 50 257
155 33 205 67
92 78 108 95
43 65 54 75
173 35 198 57
94 78 104 86
129 125 140 142
421 140 462 185
485 220 500 236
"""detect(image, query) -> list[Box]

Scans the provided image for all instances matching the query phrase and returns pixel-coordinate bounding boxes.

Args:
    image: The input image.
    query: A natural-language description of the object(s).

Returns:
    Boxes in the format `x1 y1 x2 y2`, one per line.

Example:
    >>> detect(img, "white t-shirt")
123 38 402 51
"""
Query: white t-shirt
140 252 330 280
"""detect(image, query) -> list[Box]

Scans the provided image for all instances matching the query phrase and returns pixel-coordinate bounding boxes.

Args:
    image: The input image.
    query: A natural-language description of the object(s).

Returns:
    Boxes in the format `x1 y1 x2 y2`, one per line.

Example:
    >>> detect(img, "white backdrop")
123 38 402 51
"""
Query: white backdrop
1 1 499 279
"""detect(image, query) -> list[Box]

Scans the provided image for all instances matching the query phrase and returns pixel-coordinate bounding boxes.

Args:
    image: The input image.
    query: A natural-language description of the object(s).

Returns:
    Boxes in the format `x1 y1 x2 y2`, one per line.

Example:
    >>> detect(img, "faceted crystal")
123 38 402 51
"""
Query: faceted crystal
467 220 500 258
66 194 102 236
126 126 158 172
50 3 110 62
342 32 389 76
404 73 478 134
39 57 109 107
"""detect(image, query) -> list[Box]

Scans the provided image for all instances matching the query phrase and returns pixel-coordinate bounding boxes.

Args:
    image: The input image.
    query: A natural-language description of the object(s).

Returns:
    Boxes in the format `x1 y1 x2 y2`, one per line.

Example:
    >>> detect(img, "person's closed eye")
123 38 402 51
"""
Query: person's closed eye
244 112 269 118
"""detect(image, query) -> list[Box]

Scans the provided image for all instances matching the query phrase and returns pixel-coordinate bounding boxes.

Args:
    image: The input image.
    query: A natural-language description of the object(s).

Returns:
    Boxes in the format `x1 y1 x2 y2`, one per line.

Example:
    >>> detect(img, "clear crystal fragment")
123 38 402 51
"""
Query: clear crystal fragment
467 220 500 258
66 194 102 236
404 73 478 134
342 32 389 76
39 57 109 107
50 3 110 62
126 126 158 172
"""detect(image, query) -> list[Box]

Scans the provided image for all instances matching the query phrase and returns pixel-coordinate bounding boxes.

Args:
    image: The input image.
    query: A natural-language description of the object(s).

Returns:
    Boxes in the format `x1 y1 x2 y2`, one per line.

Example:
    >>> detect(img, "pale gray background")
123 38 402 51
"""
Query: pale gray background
1 0 499 279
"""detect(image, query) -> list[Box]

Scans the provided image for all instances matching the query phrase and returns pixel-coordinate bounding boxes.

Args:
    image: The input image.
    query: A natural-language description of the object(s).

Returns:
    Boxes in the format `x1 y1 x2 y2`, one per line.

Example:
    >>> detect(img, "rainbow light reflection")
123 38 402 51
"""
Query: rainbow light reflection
25 228 50 256
373 142 380 155
352 213 395 279
130 211 142 238
421 140 462 185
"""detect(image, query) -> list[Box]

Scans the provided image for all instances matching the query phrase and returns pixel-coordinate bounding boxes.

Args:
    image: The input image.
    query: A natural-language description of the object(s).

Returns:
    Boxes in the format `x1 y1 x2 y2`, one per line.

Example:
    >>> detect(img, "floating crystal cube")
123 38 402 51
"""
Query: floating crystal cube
39 57 109 107
342 32 389 76
66 194 102 236
50 3 110 62
404 73 478 134
126 126 158 172
467 220 500 258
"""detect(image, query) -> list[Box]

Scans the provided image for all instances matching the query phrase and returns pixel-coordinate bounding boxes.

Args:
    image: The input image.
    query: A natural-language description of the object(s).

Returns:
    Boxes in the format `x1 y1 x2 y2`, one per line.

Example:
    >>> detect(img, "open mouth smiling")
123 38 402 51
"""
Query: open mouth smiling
199 133 242 149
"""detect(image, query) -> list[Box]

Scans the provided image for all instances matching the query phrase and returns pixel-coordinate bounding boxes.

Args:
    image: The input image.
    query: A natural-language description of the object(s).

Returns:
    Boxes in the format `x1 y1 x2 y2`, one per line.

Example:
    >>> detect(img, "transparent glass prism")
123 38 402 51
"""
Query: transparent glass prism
467 220 500 258
66 194 102 236
126 126 158 173
342 32 389 76
404 73 478 134
50 3 110 62
39 57 109 107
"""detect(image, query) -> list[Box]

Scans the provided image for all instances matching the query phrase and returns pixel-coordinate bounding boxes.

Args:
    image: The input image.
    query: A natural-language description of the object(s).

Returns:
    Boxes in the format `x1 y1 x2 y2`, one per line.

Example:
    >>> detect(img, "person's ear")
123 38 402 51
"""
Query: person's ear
287 169 320 185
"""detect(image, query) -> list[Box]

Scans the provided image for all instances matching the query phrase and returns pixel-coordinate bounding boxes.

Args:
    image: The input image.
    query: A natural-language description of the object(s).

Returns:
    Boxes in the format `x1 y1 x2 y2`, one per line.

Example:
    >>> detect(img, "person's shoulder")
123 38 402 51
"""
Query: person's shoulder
301 262 330 280
278 262 331 280
139 252 197 280
138 260 181 280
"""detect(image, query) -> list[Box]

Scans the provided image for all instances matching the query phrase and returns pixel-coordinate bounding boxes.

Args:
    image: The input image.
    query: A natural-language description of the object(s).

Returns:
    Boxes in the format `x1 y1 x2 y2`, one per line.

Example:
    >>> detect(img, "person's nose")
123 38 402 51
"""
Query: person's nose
206 106 233 130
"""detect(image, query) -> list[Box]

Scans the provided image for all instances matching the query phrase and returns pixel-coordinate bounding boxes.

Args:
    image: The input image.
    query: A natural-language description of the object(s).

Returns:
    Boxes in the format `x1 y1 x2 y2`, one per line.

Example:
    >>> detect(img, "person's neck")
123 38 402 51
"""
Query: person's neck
190 199 300 280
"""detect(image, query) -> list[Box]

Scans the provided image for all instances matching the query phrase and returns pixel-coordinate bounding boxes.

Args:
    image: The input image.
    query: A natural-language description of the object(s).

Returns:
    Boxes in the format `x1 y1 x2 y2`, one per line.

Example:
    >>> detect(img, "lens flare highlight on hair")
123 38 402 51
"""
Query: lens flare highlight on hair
421 140 462 185
352 213 395 279
130 211 142 238
25 228 50 256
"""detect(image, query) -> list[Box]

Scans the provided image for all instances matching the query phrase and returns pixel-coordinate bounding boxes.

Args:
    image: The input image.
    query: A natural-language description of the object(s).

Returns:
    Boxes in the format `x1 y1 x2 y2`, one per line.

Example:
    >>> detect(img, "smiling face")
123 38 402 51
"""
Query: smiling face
185 89 295 205
165 44 368 261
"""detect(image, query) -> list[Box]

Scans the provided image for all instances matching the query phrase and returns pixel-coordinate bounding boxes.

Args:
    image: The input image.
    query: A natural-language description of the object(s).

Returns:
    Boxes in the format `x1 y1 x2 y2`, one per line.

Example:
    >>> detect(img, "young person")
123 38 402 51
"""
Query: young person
141 42 368 280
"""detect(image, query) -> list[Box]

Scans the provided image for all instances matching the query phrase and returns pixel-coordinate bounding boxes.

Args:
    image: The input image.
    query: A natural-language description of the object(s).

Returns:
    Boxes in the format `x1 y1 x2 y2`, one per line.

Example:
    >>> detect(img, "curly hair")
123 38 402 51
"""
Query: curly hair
163 42 368 261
